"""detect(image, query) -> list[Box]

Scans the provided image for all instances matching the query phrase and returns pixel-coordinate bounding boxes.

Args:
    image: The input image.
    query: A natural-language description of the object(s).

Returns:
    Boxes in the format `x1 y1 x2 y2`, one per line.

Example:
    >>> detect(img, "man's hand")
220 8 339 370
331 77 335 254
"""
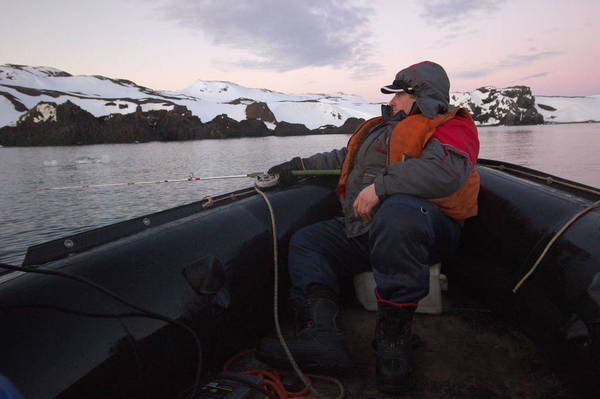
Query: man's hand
353 184 380 221
267 157 304 186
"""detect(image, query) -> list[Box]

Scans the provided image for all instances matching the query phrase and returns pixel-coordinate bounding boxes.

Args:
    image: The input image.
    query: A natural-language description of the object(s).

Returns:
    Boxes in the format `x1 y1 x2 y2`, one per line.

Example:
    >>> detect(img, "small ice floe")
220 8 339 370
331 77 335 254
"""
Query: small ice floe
73 155 111 164
43 160 59 167
74 156 96 164
97 155 111 164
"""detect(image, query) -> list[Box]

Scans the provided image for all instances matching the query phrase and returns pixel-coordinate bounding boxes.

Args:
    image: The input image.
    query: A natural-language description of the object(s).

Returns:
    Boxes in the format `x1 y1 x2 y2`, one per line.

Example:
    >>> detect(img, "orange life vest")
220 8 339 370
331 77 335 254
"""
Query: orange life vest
338 108 480 220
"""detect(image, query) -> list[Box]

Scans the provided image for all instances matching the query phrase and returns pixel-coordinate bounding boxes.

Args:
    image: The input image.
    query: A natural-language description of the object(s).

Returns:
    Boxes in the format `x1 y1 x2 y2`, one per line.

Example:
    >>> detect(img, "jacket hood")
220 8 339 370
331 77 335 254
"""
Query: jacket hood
382 61 450 119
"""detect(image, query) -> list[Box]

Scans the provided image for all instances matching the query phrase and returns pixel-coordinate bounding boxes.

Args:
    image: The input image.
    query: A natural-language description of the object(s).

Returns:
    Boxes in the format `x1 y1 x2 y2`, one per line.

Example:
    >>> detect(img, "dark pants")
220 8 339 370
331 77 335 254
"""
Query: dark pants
288 194 461 303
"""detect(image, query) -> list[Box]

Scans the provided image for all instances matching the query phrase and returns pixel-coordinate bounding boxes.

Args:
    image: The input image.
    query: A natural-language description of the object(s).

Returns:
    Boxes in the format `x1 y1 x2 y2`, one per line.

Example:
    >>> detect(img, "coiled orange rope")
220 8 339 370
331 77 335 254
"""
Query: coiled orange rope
223 349 343 399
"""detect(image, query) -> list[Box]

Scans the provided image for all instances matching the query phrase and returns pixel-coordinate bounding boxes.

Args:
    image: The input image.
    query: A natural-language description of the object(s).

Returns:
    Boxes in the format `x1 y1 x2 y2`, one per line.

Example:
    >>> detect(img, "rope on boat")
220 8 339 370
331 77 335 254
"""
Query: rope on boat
254 186 324 399
512 198 600 293
44 173 264 191
223 349 344 399
254 186 343 399
201 189 257 209
470 162 600 294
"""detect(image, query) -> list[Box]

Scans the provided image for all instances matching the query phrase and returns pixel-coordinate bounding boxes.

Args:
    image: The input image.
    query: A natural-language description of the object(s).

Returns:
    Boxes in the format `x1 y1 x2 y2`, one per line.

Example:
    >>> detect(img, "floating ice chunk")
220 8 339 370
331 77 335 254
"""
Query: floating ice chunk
96 155 111 163
74 156 95 164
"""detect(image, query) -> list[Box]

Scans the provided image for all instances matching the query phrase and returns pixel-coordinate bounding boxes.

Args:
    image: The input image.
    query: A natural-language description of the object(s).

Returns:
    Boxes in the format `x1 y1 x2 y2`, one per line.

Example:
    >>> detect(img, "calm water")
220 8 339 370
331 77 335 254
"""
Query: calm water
1 123 599 265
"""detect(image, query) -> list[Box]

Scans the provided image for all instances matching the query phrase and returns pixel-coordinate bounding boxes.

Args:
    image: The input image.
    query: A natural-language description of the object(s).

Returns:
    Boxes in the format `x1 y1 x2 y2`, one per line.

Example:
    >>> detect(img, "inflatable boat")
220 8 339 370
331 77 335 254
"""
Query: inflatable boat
0 160 598 398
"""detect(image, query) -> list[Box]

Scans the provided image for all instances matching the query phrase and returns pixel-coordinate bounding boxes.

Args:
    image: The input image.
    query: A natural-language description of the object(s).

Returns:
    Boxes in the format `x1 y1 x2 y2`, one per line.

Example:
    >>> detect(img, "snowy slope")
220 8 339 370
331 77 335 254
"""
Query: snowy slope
1 64 599 130
0 96 21 127
0 64 379 130
535 95 600 123
0 65 178 122
165 80 379 129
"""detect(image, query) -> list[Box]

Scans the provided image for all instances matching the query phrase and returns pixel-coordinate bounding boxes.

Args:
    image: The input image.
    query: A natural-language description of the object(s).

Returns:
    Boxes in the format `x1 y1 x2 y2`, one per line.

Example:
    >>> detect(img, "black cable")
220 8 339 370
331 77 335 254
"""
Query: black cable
0 303 155 320
0 262 203 398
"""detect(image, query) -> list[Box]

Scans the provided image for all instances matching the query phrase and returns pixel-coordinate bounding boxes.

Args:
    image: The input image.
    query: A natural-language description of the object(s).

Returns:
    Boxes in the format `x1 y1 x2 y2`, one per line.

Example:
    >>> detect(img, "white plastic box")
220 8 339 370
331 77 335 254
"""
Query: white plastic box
353 263 443 315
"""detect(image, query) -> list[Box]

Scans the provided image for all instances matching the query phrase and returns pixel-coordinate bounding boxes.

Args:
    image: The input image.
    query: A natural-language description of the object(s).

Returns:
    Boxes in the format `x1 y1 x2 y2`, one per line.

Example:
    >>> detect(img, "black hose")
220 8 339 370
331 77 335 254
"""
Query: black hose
0 262 203 398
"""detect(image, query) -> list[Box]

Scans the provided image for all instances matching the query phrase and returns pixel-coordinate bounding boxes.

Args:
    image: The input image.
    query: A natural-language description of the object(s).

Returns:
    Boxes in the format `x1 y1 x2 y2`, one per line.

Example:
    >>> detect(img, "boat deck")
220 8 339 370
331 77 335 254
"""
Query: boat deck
337 303 576 398
227 288 592 398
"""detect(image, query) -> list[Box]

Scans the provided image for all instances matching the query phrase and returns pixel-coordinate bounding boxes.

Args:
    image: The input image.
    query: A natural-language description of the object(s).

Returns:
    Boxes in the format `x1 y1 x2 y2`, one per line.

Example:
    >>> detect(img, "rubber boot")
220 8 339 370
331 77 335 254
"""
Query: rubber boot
256 286 350 371
375 301 417 393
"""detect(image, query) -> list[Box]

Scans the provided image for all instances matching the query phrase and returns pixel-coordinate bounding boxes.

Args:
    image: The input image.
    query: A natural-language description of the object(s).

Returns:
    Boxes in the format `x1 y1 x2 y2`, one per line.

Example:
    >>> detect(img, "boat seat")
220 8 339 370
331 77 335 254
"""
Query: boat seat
353 263 444 314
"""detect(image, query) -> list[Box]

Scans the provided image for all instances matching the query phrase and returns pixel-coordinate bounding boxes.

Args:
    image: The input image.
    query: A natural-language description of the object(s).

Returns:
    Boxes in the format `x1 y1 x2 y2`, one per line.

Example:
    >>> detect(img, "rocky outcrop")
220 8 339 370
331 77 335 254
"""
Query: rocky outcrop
273 121 312 136
452 86 544 125
0 101 101 146
197 114 241 139
313 117 364 135
245 102 277 123
537 103 557 111
0 101 275 146
239 119 271 137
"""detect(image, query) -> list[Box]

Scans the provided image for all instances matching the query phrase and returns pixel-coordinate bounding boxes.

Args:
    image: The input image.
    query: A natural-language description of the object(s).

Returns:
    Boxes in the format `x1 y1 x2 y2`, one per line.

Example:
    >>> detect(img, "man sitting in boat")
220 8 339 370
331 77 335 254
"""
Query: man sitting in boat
257 61 480 394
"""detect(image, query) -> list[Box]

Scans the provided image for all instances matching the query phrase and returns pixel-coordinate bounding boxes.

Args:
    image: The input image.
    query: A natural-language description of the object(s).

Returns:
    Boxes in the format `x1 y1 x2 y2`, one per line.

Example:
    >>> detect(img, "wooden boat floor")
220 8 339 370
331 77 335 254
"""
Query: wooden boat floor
232 289 589 398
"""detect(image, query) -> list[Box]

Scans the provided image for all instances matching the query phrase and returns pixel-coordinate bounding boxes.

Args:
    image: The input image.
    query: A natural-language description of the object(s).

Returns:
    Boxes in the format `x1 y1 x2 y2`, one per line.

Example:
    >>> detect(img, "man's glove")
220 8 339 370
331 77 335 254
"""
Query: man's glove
267 156 305 185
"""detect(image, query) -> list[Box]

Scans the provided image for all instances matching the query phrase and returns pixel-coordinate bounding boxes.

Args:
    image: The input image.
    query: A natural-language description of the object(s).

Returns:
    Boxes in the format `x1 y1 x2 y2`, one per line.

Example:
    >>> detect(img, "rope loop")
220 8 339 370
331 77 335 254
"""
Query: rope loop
202 196 215 208
513 198 600 293
253 187 334 399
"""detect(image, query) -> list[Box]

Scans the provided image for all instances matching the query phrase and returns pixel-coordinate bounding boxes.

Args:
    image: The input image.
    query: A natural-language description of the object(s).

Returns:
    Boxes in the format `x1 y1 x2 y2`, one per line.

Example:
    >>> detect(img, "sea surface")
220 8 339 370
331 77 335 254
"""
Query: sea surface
1 123 599 265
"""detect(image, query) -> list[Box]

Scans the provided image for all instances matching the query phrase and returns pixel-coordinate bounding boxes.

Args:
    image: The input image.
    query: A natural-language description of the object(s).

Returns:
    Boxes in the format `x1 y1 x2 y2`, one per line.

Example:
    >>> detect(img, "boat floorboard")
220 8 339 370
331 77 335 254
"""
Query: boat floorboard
227 289 592 398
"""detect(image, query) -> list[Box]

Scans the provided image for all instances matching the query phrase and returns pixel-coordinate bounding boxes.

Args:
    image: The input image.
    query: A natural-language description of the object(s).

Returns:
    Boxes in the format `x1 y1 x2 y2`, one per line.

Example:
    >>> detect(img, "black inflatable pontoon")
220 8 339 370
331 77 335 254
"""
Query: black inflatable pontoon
0 161 598 398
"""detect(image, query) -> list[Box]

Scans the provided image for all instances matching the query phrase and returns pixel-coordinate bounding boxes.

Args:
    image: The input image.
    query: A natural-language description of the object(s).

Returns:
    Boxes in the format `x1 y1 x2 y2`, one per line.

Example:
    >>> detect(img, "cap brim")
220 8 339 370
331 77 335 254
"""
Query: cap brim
380 85 406 94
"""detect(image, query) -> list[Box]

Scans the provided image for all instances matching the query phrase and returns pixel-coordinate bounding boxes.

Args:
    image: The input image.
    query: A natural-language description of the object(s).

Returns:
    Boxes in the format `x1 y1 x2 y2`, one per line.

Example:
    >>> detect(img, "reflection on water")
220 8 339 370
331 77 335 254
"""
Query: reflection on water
1 123 599 265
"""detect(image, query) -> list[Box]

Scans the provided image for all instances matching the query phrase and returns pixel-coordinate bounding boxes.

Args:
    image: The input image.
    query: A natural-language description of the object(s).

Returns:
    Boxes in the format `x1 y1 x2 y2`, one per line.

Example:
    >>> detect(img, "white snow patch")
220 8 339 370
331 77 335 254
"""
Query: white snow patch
18 103 57 124
34 103 57 123
181 101 246 123
140 103 174 112
536 96 600 123
0 96 22 127
268 101 378 129
177 80 314 103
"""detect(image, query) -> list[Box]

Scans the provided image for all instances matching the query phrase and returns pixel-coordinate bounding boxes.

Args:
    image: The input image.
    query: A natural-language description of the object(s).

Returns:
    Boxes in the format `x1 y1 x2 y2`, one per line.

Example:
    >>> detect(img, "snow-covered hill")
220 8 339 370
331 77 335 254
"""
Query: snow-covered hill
535 95 600 123
1 64 599 130
0 64 378 130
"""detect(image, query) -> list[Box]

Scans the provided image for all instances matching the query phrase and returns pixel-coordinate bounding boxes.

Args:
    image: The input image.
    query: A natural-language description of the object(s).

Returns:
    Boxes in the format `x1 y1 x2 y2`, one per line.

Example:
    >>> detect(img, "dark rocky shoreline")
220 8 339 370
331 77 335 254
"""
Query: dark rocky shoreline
0 101 365 146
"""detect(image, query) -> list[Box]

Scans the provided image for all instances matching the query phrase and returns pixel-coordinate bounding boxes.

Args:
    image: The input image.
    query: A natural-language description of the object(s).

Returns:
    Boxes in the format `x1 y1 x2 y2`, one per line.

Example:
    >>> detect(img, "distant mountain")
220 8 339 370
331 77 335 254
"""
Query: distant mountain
1 64 599 146
0 64 377 130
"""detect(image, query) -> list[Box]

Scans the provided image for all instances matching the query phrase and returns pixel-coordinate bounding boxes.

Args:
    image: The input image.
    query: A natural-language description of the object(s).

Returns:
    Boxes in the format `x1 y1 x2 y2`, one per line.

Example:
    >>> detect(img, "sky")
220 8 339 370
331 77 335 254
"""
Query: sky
1 0 599 102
